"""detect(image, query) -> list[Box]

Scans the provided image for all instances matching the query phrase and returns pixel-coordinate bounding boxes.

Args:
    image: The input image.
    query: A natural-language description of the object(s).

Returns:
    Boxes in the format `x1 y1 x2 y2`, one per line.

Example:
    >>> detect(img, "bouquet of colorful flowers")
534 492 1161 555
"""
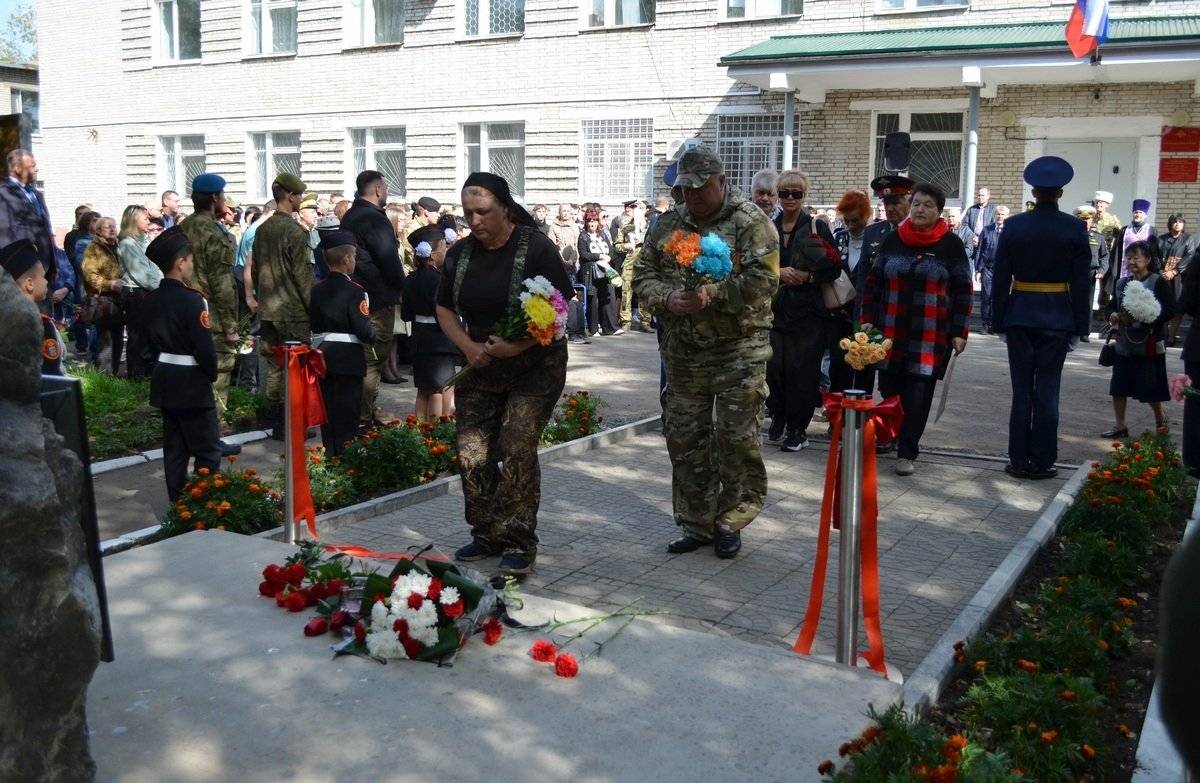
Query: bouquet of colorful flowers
664 230 734 290
1121 279 1161 325
839 322 892 371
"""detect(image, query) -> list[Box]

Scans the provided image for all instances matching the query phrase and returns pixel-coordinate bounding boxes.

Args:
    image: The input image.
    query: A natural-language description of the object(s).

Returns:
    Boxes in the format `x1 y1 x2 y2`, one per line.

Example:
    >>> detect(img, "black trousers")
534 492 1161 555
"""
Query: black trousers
878 370 938 460
320 373 363 457
766 320 829 435
163 407 221 501
124 288 157 381
1005 328 1070 471
1185 360 1200 478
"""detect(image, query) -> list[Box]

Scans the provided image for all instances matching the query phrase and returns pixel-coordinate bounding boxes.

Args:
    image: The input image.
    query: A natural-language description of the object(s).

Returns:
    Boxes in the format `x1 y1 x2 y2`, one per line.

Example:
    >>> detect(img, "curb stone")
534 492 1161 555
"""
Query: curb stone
900 461 1090 713
91 429 272 476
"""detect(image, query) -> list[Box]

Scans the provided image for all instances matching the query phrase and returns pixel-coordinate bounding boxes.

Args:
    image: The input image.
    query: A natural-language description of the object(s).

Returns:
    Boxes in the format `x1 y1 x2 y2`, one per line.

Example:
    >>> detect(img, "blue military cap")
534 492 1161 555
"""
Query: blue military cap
190 173 226 195
663 161 679 188
1022 156 1073 190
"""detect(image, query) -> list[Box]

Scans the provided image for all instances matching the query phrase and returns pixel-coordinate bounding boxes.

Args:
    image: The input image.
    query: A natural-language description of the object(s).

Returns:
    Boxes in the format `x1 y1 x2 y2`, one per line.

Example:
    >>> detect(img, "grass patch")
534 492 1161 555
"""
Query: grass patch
76 367 162 460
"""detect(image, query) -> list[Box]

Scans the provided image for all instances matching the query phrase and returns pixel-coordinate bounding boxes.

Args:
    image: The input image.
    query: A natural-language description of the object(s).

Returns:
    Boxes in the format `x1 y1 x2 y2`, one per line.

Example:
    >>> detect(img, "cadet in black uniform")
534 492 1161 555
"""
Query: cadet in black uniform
310 230 374 456
1 239 63 375
142 227 222 500
402 226 459 420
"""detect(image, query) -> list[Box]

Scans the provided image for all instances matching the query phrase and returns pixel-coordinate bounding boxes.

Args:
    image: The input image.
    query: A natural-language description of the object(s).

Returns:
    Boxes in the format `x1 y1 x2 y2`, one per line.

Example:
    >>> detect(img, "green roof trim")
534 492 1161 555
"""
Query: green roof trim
720 15 1200 64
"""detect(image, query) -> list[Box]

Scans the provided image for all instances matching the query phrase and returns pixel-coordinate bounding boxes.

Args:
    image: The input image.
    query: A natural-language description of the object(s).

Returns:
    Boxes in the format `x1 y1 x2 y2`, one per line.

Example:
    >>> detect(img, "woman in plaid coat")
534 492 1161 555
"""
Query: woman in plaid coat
859 182 972 476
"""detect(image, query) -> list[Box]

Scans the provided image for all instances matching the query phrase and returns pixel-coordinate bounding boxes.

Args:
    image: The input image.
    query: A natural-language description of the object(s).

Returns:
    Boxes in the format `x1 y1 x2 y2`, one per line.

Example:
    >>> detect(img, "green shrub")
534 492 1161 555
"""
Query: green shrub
339 423 431 497
75 366 162 459
223 387 272 430
543 390 605 444
1059 531 1139 587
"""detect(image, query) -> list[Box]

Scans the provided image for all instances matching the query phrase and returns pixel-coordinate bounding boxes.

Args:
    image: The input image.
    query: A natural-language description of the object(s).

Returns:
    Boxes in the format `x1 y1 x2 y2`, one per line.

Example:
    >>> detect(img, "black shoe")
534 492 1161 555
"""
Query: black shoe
1100 427 1129 439
667 535 710 554
1026 466 1059 480
765 419 786 445
1003 463 1028 479
568 335 591 344
454 540 500 562
381 375 408 385
781 431 808 452
219 439 242 457
498 553 534 576
714 531 742 559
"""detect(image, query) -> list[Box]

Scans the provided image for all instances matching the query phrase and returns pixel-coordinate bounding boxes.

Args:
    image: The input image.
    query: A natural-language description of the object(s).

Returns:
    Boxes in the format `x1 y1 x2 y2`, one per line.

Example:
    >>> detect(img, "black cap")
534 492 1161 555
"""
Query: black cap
0 239 40 280
417 196 441 213
410 225 445 251
461 172 534 227
146 226 192 273
319 229 357 251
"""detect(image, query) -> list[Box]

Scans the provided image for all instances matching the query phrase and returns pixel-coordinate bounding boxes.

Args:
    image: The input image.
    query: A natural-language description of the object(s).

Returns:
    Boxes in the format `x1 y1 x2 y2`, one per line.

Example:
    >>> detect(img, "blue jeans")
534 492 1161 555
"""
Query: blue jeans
1005 327 1070 471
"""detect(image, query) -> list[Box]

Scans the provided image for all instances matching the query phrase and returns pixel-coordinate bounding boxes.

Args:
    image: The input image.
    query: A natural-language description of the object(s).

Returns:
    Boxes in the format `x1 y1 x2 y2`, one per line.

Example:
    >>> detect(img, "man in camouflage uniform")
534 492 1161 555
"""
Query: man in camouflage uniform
180 173 239 421
252 172 314 436
634 147 779 559
615 201 651 331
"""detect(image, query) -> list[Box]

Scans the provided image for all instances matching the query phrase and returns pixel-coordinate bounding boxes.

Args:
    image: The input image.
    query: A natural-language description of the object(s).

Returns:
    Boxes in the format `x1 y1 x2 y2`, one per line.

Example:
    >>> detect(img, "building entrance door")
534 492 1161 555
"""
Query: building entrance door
1044 140 1137 220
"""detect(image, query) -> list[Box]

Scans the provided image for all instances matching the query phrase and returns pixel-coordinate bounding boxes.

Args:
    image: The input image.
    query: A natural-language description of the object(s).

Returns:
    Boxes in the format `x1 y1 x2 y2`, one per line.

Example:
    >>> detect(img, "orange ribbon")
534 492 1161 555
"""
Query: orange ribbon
272 344 327 538
323 545 451 562
793 392 903 675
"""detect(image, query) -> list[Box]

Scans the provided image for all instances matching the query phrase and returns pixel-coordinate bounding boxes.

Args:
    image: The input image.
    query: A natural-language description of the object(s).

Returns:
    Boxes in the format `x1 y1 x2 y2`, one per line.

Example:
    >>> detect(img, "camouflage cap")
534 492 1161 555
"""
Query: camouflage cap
274 172 306 195
674 147 724 189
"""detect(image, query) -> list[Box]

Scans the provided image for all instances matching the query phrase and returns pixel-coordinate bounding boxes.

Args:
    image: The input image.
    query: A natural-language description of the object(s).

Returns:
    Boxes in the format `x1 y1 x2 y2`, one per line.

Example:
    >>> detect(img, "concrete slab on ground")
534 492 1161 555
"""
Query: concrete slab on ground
89 531 900 783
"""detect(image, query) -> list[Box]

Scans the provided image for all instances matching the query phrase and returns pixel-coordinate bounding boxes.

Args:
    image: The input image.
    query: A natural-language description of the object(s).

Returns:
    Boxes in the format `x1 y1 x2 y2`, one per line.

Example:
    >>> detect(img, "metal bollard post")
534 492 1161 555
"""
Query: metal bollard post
282 340 300 544
836 389 867 666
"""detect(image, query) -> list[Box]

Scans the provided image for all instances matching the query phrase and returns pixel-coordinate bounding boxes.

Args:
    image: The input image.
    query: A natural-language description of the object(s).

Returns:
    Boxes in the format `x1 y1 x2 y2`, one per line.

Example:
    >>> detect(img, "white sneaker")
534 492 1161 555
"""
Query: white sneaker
895 458 915 476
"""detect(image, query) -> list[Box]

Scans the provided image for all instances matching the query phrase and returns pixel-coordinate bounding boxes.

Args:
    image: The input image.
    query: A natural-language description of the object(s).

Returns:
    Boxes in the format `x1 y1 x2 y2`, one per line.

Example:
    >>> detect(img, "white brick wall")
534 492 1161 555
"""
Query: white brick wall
35 0 1200 230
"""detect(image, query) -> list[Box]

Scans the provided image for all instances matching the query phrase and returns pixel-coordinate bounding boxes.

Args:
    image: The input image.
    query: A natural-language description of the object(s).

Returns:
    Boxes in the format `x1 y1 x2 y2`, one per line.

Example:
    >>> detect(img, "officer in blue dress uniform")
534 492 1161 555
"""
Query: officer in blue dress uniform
1 238 64 375
310 230 374 456
992 156 1091 480
142 227 222 500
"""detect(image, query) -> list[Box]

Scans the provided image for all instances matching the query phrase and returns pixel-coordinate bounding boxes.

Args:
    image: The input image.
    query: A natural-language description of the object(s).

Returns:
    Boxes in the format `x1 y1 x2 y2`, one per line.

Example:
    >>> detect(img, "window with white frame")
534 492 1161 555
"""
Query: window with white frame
350 127 407 199
586 0 654 27
723 0 801 20
463 0 525 36
871 112 964 200
249 0 298 55
876 0 965 11
11 89 38 133
716 114 800 194
346 0 404 46
462 122 525 198
251 131 301 199
156 0 201 61
579 119 654 201
159 135 206 195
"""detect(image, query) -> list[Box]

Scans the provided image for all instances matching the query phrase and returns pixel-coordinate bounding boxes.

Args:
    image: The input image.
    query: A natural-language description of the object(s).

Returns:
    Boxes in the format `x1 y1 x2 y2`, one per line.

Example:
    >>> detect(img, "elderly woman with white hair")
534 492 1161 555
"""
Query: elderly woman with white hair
750 169 780 219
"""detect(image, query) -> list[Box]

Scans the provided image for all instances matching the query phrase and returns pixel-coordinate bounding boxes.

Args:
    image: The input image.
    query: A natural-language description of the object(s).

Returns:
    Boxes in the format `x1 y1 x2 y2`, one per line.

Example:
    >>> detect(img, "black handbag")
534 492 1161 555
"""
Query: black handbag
1098 333 1116 367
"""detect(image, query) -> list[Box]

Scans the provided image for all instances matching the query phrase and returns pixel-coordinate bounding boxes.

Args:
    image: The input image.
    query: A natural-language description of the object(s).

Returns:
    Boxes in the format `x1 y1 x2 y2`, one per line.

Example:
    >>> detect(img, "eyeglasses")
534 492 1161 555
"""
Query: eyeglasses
778 189 805 200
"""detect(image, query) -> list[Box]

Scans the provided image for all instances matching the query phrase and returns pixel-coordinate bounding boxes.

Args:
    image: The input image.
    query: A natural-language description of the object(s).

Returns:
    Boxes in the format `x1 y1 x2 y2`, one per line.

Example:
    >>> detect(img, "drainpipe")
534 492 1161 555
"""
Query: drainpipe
963 85 980 208
783 90 796 170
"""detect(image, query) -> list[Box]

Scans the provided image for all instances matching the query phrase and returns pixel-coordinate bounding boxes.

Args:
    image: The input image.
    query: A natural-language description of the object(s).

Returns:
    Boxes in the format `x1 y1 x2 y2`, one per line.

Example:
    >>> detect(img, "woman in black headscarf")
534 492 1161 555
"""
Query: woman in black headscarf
435 172 575 577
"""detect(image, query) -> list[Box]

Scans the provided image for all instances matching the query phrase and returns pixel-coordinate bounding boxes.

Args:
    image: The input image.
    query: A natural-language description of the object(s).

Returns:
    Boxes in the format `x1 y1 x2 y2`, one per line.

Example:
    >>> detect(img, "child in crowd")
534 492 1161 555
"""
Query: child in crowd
0 239 63 376
310 230 374 456
402 226 457 420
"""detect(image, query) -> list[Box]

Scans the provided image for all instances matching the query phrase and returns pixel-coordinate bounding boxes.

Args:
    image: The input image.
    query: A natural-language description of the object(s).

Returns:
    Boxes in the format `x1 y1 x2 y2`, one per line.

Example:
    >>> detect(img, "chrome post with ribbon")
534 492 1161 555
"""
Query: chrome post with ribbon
282 340 301 545
835 389 866 666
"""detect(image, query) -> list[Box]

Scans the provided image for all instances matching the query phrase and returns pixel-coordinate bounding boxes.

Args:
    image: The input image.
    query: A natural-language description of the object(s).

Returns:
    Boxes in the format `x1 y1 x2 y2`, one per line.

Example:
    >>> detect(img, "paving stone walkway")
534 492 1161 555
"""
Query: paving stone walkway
322 430 1069 675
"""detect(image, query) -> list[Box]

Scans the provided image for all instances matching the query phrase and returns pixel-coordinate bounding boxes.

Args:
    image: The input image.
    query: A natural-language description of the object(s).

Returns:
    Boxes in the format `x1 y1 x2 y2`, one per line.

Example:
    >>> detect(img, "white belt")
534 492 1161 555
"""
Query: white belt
158 352 198 366
313 332 361 345
413 315 437 324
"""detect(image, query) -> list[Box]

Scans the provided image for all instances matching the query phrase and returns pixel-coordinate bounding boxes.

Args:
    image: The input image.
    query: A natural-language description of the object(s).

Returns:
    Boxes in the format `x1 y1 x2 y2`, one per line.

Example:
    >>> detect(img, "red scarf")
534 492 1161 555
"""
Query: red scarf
896 217 949 248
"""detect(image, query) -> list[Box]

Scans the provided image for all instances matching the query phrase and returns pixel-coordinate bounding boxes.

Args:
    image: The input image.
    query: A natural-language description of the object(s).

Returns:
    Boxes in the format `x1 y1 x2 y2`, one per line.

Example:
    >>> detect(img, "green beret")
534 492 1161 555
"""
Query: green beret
274 172 306 195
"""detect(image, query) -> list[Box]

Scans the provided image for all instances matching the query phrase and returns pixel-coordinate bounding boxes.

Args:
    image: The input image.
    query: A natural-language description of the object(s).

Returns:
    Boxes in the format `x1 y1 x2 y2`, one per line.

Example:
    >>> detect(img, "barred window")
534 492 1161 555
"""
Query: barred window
871 111 964 200
251 131 301 199
579 119 654 201
350 127 407 199
159 135 206 195
462 123 525 198
464 0 525 36
716 114 799 195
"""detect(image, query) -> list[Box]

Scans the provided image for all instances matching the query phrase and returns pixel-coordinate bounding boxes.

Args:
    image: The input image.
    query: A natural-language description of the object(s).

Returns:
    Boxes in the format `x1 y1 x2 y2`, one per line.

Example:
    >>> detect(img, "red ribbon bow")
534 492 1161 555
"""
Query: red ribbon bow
272 344 328 538
793 392 903 675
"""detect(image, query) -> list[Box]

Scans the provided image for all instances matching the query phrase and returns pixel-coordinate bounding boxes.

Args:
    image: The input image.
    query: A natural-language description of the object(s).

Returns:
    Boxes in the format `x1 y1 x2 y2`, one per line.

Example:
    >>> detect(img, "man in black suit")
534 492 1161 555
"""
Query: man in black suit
0 149 56 298
962 186 998 262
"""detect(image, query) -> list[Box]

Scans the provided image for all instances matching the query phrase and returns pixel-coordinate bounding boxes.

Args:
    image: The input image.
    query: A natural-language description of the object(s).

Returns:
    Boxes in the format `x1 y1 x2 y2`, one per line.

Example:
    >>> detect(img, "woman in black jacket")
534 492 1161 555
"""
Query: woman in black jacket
1159 214 1197 346
766 170 841 452
576 209 620 336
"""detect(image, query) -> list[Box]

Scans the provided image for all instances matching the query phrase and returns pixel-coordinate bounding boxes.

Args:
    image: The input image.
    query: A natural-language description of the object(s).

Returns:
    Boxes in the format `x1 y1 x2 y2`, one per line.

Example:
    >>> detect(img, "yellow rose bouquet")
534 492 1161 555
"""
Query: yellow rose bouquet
838 322 892 372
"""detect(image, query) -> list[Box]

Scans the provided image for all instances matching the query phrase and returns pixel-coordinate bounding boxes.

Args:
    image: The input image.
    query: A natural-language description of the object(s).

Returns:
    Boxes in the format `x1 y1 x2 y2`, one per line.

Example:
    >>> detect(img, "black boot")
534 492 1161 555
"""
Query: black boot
270 405 286 441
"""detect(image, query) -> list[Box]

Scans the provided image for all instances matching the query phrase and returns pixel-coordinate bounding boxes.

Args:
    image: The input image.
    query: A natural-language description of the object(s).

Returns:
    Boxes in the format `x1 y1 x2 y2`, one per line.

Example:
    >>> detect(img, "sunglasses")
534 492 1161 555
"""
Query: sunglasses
778 189 805 200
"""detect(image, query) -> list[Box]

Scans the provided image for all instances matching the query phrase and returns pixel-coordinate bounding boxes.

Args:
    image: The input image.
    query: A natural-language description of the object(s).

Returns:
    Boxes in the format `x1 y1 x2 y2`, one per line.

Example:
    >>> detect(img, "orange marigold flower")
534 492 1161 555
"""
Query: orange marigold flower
838 742 852 757
197 467 210 476
227 455 237 462
1011 768 1024 778
193 522 207 531
1081 743 1096 760
1097 639 1110 651
1116 597 1137 609
913 763 931 780
1154 450 1165 461
1116 723 1134 737
932 763 958 783
180 510 192 521
1041 730 1058 744
249 484 261 493
190 487 204 499
1026 722 1039 731
1091 461 1101 468
1015 659 1039 673
945 734 968 750
974 659 988 672
310 454 322 464
860 726 881 743
245 468 257 477
817 760 834 776
1107 495 1122 505
1059 690 1077 702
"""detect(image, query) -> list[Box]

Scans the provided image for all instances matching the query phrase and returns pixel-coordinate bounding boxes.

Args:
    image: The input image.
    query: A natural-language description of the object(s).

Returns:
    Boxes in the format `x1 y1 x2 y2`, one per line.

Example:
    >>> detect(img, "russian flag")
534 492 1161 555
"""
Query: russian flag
1066 0 1110 58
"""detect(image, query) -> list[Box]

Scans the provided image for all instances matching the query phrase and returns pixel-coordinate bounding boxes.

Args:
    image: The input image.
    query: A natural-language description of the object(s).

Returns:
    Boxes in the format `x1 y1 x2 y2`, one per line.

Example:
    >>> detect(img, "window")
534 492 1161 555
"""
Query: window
346 0 404 46
11 89 38 133
350 127 407 199
871 112 964 200
462 122 525 198
160 135 207 195
251 131 301 198
716 114 799 194
579 119 654 200
156 0 201 61
586 0 654 27
464 0 525 36
723 0 801 19
877 0 965 11
249 0 297 55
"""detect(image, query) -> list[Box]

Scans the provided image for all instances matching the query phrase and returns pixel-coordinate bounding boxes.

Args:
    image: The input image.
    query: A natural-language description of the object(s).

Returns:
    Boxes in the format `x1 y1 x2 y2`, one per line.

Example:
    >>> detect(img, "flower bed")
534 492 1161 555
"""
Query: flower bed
819 432 1192 782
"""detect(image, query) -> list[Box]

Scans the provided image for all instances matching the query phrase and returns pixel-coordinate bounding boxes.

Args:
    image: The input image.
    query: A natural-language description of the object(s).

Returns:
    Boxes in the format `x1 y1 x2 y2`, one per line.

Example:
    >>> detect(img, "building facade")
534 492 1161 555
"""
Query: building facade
35 0 1200 230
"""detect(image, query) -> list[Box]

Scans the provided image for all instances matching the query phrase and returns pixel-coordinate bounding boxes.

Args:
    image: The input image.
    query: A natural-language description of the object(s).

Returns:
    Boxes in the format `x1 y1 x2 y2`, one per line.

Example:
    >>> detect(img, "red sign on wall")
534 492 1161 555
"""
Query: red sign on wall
1160 157 1199 183
1162 127 1200 153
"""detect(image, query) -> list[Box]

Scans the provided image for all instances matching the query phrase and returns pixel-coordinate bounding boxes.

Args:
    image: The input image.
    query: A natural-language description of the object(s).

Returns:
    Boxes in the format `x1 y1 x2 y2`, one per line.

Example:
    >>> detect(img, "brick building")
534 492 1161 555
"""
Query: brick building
35 0 1200 229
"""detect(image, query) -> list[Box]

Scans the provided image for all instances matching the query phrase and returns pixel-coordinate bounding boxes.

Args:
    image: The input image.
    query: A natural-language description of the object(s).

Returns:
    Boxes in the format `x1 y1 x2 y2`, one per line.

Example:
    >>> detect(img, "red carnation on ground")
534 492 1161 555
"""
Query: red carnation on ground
353 620 366 643
401 636 423 659
393 618 409 637
326 579 344 595
530 639 558 662
427 577 443 602
330 610 352 631
483 618 503 646
818 760 834 775
302 588 317 607
258 580 276 597
554 652 579 678
286 562 306 586
303 618 329 636
262 564 284 584
407 592 424 610
442 599 465 619
275 590 289 607
284 591 307 612
308 581 328 600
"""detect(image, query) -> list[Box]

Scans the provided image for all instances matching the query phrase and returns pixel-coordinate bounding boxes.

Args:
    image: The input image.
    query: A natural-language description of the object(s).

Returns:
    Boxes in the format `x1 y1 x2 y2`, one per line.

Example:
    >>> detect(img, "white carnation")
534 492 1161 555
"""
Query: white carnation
414 622 441 646
370 600 389 627
439 586 461 606
406 573 433 597
366 629 402 659
524 276 555 298
1122 279 1162 324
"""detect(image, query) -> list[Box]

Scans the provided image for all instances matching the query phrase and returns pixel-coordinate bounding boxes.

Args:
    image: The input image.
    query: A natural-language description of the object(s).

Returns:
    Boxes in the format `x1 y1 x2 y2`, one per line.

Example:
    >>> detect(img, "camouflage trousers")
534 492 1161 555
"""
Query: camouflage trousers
663 349 769 541
211 334 237 417
620 254 636 326
455 342 567 557
259 320 311 405
361 307 395 424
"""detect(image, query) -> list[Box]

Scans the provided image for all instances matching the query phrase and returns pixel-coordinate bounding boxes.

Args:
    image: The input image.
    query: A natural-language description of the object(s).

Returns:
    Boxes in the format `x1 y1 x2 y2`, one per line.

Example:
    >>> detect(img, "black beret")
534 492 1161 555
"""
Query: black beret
417 196 441 212
0 239 40 280
146 226 192 273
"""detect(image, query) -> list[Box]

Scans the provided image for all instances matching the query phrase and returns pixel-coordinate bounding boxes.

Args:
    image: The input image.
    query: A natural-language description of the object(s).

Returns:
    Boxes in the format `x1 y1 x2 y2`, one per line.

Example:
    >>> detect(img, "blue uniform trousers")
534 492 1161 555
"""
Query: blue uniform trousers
1005 327 1070 471
979 268 994 329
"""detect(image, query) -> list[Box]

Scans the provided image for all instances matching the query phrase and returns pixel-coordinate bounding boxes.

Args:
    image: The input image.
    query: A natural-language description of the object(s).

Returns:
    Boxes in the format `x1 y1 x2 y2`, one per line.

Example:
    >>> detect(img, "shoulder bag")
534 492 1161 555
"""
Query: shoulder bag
812 219 855 309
